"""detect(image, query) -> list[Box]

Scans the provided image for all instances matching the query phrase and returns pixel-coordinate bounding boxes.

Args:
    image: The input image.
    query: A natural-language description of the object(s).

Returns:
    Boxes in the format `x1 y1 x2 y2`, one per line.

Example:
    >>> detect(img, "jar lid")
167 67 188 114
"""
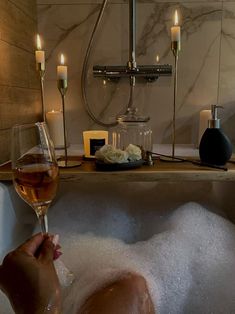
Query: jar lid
117 108 150 123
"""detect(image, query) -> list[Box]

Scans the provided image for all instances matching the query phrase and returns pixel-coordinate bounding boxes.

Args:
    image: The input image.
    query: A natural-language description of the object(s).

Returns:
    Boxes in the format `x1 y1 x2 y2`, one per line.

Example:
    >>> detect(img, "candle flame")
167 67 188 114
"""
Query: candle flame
36 34 42 50
156 55 160 63
174 10 179 26
60 54 65 65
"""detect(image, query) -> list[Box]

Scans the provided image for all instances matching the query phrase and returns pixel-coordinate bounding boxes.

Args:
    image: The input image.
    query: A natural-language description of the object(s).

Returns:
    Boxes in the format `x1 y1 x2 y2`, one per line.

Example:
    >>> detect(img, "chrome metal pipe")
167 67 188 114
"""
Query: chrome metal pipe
92 0 172 83
128 0 136 70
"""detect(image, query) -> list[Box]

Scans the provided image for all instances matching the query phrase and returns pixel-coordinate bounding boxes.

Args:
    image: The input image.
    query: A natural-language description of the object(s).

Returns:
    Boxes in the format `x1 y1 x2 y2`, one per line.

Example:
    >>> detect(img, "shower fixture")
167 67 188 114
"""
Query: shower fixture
93 0 172 84
81 0 172 127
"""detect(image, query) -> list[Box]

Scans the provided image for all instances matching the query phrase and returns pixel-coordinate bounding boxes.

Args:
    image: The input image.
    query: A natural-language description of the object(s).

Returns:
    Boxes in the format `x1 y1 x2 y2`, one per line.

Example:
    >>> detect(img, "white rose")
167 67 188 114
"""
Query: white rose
125 144 142 161
95 145 113 161
103 149 129 164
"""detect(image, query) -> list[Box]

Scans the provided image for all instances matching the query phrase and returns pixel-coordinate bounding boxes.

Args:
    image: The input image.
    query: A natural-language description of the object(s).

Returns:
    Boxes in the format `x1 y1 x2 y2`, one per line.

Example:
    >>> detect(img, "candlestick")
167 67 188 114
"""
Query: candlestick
57 56 81 168
35 34 46 122
171 10 181 159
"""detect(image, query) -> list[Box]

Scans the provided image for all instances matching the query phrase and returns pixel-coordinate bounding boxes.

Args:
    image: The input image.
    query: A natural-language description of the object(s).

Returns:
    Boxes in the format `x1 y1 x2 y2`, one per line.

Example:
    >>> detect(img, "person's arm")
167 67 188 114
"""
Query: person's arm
0 233 62 314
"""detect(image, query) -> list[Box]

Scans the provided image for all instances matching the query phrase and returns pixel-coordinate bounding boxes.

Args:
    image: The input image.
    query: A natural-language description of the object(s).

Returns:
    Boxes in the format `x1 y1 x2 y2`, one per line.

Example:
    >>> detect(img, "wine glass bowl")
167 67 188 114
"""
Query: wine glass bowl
11 122 59 234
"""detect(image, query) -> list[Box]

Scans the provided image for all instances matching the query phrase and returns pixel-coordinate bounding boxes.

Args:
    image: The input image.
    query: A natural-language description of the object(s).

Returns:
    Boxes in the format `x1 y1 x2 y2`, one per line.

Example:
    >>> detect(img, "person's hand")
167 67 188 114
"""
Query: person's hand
0 233 62 314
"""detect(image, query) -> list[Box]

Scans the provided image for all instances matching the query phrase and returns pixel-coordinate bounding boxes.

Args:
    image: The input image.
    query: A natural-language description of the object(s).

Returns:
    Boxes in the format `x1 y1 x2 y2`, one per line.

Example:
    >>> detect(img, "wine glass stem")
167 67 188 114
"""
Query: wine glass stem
38 214 48 234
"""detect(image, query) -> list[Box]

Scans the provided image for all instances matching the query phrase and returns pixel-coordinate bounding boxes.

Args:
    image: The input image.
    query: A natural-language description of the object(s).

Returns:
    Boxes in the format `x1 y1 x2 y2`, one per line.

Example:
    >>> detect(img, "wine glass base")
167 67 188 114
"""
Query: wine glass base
58 160 82 168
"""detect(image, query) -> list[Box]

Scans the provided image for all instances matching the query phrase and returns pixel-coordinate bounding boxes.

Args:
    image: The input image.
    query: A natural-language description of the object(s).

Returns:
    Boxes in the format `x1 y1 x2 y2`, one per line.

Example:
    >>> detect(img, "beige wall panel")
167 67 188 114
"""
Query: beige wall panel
9 0 37 19
0 41 36 88
0 0 39 163
0 86 41 130
0 129 11 163
0 0 37 51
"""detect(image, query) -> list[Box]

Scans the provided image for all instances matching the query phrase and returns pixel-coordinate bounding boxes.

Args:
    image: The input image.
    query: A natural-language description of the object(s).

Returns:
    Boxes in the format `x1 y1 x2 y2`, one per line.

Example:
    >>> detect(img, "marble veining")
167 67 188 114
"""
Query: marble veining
37 1 235 147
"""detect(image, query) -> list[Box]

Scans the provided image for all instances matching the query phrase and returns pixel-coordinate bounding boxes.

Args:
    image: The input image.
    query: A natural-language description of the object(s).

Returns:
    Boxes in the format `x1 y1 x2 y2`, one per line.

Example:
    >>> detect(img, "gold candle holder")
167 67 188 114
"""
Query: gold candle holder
57 79 81 168
37 63 46 122
171 41 180 158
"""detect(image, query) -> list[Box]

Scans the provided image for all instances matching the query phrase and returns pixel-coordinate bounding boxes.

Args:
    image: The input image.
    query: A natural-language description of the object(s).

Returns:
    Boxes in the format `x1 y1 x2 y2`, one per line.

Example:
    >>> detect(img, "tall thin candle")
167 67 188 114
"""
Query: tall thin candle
57 54 68 81
171 10 181 45
35 34 45 70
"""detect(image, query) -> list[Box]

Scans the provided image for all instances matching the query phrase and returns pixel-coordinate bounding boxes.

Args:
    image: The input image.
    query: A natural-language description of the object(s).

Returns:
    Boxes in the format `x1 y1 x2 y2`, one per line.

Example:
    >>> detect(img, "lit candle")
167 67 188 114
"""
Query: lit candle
83 130 109 158
46 110 65 148
57 54 68 81
171 10 181 44
198 109 211 145
156 55 160 63
35 34 45 70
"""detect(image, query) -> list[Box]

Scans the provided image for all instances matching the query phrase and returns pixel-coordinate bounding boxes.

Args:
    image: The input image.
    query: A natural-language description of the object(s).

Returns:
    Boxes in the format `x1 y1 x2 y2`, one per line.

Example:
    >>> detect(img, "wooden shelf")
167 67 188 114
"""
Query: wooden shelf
1 158 235 183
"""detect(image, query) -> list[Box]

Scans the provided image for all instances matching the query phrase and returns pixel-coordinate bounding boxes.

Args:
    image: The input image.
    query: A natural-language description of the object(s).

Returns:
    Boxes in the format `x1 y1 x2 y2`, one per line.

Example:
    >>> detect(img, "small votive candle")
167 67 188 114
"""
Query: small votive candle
83 130 108 158
198 109 211 145
46 110 64 148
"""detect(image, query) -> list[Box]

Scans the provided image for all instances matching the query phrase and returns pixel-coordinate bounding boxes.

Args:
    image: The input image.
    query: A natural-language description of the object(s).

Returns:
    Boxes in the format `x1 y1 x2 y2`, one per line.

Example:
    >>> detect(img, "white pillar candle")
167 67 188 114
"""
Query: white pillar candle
57 54 67 80
35 34 45 70
171 10 181 43
83 130 109 158
46 110 64 148
198 109 211 145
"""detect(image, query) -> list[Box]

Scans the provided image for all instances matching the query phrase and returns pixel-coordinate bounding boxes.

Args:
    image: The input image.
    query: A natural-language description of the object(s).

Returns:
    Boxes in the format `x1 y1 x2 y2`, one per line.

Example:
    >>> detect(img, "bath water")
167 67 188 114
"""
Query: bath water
1 202 235 313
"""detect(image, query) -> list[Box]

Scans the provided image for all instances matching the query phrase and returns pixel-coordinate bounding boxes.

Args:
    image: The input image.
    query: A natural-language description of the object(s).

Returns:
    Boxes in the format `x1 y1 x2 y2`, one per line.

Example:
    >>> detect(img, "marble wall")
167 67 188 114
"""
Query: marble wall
37 0 235 147
0 0 41 164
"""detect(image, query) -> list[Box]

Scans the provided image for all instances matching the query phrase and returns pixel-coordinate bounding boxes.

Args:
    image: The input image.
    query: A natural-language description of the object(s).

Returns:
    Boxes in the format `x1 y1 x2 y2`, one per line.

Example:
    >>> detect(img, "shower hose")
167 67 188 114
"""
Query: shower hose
81 0 132 127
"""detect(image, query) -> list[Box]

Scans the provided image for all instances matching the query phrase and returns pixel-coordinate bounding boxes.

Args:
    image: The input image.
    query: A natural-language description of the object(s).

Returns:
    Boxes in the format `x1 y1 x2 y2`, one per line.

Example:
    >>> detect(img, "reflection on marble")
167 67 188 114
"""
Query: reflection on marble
37 1 235 147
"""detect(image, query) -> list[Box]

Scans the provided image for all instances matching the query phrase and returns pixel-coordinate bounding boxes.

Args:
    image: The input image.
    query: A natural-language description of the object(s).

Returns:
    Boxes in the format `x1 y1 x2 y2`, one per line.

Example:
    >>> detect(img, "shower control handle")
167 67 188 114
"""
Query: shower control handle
93 64 172 82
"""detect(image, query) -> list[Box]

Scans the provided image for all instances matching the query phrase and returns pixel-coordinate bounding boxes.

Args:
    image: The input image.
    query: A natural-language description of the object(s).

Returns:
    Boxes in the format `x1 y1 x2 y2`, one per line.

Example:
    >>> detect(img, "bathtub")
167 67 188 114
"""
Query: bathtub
1 179 235 313
1 180 235 257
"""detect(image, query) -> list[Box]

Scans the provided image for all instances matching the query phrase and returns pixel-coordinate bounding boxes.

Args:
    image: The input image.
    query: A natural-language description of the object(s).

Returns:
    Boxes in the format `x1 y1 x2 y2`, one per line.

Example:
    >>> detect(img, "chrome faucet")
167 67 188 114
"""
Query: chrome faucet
93 0 172 83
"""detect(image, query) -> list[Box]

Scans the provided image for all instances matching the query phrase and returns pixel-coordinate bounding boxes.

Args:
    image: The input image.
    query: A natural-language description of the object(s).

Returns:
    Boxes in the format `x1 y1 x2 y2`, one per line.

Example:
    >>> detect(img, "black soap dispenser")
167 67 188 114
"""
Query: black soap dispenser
199 105 233 166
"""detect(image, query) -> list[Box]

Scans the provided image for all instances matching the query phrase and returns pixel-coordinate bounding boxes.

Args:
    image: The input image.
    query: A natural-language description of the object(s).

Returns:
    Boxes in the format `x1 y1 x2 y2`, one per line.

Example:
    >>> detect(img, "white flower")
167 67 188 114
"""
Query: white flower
125 144 142 161
95 145 129 164
95 145 113 161
103 149 129 164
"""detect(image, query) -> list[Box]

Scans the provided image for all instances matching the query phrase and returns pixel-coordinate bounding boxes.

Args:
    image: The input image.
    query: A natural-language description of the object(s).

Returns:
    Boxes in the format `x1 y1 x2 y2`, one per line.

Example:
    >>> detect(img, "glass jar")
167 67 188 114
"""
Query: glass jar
111 109 152 155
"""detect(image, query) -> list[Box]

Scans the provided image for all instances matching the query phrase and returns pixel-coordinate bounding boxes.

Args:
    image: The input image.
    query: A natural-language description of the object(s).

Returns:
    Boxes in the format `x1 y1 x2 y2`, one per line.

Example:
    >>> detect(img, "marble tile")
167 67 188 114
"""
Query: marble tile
38 2 223 145
218 3 235 145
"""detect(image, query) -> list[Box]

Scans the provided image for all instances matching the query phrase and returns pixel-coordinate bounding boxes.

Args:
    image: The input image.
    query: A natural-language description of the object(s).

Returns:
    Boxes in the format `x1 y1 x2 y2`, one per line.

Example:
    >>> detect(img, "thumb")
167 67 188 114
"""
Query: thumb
38 237 55 263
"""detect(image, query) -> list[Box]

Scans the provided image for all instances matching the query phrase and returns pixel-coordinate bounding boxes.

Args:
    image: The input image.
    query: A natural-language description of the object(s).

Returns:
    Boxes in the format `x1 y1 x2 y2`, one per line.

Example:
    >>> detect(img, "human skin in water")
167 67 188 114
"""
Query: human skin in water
0 233 62 314
0 234 154 314
77 273 155 314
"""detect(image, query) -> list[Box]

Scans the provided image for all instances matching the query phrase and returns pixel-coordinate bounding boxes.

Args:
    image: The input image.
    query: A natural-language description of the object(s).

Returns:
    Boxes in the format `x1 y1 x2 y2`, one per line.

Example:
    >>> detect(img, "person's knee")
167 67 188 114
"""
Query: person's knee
116 273 149 293
78 273 155 314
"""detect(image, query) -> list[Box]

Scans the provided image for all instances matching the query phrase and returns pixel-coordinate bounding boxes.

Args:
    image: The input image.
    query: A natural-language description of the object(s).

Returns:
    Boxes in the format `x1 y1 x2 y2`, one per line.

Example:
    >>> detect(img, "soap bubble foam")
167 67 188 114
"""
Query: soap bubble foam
55 202 235 313
1 202 235 313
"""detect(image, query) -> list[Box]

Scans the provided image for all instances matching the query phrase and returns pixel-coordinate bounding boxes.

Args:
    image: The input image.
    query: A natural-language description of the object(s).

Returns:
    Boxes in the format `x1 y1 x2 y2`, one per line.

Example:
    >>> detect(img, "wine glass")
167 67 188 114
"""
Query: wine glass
11 122 59 234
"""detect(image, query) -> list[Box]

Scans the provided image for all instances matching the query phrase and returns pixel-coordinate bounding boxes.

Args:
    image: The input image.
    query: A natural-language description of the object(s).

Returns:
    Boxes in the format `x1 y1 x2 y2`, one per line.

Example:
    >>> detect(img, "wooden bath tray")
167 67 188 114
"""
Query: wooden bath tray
1 157 235 183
